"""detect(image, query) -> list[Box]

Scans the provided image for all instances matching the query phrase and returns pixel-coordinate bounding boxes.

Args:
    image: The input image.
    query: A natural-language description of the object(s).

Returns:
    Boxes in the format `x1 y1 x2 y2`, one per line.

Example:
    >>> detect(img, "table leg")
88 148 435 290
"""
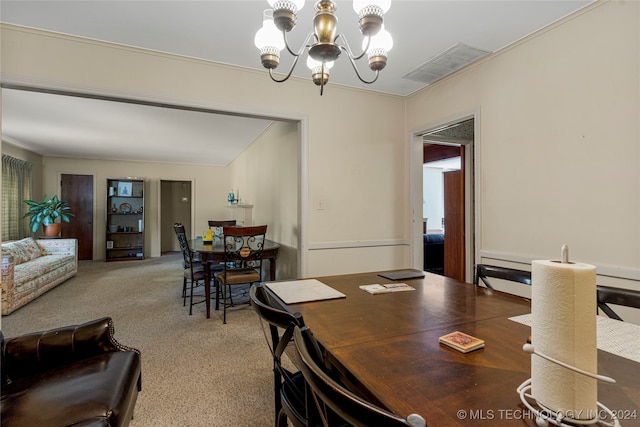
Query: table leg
215 277 220 311
269 256 277 281
203 259 211 319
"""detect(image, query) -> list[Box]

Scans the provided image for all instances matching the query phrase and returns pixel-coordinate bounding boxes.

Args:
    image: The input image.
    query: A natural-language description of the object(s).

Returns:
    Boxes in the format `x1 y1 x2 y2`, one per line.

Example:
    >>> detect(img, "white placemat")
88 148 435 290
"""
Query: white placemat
265 279 346 304
509 313 640 363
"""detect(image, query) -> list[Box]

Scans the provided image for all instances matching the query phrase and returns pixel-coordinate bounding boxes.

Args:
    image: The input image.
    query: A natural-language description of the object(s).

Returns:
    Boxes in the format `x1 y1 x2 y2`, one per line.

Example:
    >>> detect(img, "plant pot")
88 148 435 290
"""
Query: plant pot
43 223 62 238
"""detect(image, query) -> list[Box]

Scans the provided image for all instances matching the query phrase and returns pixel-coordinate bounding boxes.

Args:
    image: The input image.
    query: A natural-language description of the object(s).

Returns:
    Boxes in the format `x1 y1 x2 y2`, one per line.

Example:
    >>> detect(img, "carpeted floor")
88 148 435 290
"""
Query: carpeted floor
1 252 276 427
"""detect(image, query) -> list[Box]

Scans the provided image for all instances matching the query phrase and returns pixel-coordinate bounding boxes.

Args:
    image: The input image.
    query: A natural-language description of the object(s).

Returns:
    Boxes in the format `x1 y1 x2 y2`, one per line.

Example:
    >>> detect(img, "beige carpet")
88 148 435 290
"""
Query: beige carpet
1 252 276 427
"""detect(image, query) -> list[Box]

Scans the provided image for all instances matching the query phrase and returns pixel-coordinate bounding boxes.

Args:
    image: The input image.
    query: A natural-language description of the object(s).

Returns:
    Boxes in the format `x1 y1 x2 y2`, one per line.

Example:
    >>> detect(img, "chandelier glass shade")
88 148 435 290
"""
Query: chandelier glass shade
254 0 393 94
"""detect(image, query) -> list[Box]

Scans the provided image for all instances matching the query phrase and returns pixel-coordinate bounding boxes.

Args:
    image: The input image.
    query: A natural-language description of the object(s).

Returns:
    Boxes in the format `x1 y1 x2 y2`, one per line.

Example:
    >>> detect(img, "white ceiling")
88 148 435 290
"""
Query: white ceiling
0 0 591 165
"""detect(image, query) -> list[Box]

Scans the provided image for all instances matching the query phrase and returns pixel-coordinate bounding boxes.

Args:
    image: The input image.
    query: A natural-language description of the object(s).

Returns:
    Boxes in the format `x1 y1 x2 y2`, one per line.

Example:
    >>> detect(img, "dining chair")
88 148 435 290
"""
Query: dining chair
215 225 267 324
291 325 427 427
473 264 531 290
596 285 640 321
475 264 640 322
250 284 307 427
208 219 237 237
173 223 209 314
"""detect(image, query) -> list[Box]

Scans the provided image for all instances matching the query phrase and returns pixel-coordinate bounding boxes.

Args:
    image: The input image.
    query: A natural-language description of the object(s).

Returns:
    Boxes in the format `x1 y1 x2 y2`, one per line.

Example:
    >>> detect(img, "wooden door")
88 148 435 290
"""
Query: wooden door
443 170 465 281
61 174 93 260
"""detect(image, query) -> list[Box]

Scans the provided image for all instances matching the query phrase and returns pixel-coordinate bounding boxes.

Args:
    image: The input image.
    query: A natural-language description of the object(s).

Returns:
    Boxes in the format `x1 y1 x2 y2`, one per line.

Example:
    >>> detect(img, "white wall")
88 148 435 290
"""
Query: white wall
228 121 299 279
39 156 228 260
1 1 637 289
0 22 408 277
406 1 639 317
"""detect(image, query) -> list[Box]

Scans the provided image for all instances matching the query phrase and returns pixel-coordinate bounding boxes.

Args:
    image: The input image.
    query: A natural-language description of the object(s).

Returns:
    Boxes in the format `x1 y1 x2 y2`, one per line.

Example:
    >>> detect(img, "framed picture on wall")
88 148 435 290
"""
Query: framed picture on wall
117 182 132 197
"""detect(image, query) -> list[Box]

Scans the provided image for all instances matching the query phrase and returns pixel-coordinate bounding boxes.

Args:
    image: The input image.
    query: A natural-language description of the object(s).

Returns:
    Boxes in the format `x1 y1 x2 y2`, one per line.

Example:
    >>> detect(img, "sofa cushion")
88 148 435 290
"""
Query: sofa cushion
1 351 141 427
1 238 42 265
13 255 76 287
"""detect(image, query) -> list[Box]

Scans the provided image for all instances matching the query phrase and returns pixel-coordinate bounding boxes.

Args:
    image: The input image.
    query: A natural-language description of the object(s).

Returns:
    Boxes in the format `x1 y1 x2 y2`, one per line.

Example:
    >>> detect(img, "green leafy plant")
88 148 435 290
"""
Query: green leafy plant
24 194 75 233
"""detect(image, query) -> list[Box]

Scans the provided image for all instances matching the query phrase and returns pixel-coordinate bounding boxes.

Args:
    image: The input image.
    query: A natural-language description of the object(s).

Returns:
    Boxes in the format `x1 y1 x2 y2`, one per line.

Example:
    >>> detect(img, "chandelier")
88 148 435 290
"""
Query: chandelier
254 0 393 95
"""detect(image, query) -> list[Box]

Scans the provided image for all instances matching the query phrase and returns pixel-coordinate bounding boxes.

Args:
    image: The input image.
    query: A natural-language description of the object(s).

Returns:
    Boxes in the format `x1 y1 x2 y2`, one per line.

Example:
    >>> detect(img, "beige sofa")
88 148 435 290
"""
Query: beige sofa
1 237 78 315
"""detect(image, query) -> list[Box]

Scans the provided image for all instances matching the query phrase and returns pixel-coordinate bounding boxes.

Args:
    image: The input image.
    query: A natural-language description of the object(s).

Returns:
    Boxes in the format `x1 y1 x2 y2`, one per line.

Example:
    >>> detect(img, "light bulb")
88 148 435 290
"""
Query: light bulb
254 9 284 51
364 25 393 52
306 56 334 71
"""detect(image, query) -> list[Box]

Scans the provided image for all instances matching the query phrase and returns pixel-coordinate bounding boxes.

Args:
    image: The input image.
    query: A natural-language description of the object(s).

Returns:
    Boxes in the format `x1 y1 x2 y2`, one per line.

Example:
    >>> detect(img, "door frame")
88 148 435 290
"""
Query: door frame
158 178 195 253
410 110 480 282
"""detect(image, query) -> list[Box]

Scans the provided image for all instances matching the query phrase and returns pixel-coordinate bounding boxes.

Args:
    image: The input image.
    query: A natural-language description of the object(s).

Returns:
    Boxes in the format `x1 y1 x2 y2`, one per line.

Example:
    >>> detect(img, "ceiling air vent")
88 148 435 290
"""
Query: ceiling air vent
403 42 491 85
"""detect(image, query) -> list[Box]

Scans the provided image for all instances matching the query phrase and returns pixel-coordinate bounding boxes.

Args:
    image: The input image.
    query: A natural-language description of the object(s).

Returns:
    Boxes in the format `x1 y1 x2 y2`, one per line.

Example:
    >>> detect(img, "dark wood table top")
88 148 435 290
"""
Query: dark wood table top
269 270 640 426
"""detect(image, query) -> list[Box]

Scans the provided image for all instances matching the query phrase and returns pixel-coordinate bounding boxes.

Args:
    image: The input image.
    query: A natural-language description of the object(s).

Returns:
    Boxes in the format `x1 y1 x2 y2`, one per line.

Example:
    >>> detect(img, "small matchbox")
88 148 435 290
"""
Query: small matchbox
439 331 485 353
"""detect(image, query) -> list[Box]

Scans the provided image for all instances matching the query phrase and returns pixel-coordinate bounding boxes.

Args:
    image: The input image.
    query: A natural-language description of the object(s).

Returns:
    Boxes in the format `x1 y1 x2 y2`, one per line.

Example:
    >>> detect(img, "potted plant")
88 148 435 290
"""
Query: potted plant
24 194 75 237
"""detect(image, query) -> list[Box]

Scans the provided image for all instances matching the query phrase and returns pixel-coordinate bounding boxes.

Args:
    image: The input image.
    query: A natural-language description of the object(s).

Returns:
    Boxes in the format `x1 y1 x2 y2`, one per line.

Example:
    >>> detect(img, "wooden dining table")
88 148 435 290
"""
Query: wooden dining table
265 270 640 426
190 238 280 318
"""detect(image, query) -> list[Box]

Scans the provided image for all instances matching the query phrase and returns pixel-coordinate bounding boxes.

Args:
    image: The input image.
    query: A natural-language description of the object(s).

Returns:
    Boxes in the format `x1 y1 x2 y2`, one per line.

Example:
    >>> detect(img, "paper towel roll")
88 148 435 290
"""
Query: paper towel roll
531 259 597 420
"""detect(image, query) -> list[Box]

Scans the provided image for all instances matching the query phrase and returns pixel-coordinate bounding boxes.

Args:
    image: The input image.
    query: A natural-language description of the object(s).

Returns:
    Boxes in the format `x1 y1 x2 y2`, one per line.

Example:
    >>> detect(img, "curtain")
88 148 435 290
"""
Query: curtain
2 154 33 240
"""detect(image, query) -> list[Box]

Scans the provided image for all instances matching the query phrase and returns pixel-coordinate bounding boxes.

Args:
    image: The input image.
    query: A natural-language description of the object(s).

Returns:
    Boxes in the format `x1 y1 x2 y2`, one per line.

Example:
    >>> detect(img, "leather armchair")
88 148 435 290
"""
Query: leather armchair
1 317 142 427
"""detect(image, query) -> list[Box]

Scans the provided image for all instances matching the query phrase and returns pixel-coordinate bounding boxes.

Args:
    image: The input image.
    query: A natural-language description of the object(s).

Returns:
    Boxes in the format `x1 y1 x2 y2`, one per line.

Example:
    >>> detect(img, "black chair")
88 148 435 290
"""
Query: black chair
475 264 639 321
423 233 444 275
473 264 531 290
291 325 427 427
208 219 236 236
174 223 209 315
215 225 267 323
250 284 307 427
207 219 238 275
596 285 640 321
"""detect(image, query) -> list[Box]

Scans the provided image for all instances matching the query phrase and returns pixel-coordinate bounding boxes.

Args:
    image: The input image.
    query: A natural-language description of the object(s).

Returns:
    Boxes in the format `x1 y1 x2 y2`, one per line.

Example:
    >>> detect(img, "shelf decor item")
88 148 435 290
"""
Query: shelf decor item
117 181 132 197
23 194 75 237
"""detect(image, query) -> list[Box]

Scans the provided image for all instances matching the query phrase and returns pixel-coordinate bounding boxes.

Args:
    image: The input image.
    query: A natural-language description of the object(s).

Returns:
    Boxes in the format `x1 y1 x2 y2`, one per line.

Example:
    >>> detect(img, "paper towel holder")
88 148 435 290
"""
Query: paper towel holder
517 378 621 427
550 244 574 265
519 245 621 426
522 344 615 384
516 244 620 427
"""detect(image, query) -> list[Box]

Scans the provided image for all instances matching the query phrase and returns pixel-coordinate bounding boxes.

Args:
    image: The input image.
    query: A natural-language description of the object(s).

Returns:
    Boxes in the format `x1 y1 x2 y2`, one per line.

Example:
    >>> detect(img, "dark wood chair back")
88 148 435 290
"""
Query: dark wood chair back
208 220 237 228
173 223 194 269
222 225 267 266
208 220 236 237
173 222 207 314
596 285 640 321
292 326 426 427
216 225 268 323
250 284 306 427
473 264 531 289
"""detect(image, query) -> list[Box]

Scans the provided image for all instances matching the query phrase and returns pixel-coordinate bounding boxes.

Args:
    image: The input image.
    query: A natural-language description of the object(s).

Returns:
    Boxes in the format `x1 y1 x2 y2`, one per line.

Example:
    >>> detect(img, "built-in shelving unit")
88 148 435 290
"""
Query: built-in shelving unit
106 178 144 262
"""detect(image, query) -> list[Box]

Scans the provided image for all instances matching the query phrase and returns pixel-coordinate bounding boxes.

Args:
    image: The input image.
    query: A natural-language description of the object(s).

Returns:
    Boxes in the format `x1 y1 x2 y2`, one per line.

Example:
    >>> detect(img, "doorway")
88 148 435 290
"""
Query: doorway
61 174 94 260
160 180 192 253
415 117 475 281
423 146 465 280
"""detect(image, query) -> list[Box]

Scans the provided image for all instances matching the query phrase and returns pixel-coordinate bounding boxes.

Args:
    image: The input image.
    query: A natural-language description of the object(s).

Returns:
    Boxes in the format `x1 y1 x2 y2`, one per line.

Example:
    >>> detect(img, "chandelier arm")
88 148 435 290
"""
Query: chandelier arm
270 31 316 84
268 55 302 83
335 33 369 61
342 47 380 84
283 31 316 58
